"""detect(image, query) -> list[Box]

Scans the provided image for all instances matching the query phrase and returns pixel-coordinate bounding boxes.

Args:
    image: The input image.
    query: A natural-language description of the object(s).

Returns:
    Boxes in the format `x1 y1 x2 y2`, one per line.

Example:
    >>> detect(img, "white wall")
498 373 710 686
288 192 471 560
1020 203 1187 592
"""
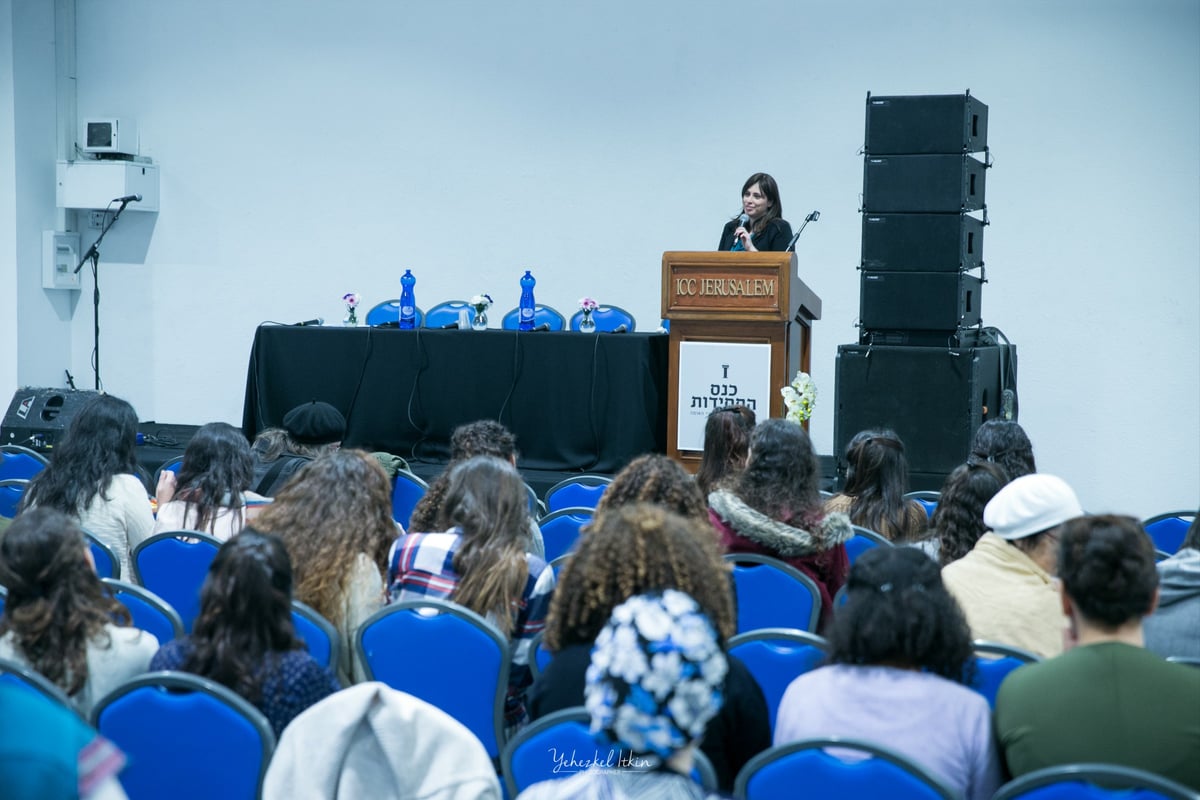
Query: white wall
5 0 1198 517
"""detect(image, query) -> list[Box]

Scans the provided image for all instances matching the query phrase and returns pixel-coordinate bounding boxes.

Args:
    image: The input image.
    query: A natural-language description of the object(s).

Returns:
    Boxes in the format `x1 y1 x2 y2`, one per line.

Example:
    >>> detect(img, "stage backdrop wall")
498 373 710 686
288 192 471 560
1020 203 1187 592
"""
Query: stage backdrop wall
3 0 1197 519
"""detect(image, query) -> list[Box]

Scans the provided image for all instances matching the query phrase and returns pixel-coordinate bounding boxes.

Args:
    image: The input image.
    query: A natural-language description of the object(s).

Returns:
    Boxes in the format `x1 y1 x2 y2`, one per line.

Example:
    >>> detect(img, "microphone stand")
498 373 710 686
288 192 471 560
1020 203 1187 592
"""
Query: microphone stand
74 198 133 390
784 210 821 252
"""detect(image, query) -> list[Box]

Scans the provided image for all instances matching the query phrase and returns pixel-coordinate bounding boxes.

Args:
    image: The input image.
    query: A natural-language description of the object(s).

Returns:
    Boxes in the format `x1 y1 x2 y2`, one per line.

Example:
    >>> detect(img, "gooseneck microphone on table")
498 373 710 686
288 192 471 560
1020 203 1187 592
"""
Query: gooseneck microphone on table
611 324 628 334
532 323 551 332
293 318 324 327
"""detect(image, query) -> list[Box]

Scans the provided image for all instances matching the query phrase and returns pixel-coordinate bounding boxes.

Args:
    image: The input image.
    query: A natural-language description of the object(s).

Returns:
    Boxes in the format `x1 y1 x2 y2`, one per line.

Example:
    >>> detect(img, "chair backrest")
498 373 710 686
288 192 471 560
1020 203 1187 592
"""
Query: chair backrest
0 584 5 616
501 304 566 331
0 444 49 481
0 477 29 519
525 482 547 521
991 763 1199 800
501 707 620 796
91 671 276 800
85 530 120 579
290 600 340 670
1166 655 1200 668
102 578 185 644
724 553 822 634
969 640 1040 708
391 469 429 529
1142 511 1197 555
151 455 185 488
527 630 554 680
903 490 941 519
727 628 830 735
538 507 594 564
366 299 425 328
423 300 473 329
130 531 223 633
568 305 637 332
845 525 893 565
355 598 510 758
0 656 79 715
544 475 612 513
735 737 957 800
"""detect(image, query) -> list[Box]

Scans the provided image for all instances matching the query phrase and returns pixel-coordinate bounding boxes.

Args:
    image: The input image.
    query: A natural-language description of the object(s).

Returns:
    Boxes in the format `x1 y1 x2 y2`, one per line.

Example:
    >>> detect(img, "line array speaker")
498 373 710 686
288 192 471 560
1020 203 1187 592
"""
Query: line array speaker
863 154 987 213
861 213 985 272
864 93 989 155
860 271 982 331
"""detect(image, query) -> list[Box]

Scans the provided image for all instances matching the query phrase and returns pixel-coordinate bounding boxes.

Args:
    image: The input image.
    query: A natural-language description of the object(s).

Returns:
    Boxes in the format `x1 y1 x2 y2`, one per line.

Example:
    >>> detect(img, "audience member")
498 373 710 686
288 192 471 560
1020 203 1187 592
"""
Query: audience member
942 473 1083 657
250 400 346 496
0 508 157 715
520 590 729 800
995 515 1200 790
966 420 1037 480
18 394 153 579
247 450 395 685
150 530 338 737
774 546 1001 800
152 421 267 541
1144 515 1200 659
825 429 927 543
925 461 1010 566
409 420 544 558
709 419 852 626
387 455 555 728
529 504 769 792
695 404 756 499
593 453 709 527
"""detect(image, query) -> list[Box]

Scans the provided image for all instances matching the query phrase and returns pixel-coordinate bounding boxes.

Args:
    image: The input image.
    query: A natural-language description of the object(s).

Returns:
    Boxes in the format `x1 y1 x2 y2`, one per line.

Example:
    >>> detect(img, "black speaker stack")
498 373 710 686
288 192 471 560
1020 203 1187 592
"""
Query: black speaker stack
835 91 1018 490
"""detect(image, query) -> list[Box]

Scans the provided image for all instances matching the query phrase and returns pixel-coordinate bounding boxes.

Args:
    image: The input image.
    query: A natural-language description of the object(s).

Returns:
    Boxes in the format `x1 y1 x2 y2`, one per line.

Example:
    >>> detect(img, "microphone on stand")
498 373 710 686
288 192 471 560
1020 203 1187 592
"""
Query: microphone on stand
292 318 324 327
785 210 821 252
113 194 142 205
532 323 551 332
611 324 628 334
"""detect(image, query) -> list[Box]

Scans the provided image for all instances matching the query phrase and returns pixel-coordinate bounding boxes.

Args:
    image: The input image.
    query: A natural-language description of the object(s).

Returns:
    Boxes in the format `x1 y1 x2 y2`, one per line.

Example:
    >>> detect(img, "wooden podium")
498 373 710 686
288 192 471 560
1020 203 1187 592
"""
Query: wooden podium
661 251 821 470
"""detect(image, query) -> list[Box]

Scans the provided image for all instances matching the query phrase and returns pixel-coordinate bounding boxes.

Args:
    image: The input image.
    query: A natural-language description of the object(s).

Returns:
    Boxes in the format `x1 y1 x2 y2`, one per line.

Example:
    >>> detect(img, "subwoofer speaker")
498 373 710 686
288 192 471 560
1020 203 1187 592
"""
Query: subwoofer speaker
1 388 102 452
833 344 1014 484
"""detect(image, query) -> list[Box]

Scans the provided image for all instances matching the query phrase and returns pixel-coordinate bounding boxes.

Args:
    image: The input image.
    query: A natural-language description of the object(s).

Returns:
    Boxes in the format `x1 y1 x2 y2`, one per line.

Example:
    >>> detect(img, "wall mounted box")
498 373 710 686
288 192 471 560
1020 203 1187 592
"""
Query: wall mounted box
56 160 159 211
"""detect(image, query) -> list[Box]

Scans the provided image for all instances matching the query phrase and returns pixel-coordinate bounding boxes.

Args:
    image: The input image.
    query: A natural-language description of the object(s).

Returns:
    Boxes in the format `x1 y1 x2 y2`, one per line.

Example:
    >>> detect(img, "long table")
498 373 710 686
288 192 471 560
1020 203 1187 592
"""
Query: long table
242 325 670 473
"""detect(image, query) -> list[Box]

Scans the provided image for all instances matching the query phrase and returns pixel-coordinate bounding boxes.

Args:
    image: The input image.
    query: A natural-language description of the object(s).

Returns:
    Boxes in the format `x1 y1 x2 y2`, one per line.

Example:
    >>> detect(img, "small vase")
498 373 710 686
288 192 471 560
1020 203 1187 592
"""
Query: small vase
343 311 357 327
579 311 596 333
472 310 488 331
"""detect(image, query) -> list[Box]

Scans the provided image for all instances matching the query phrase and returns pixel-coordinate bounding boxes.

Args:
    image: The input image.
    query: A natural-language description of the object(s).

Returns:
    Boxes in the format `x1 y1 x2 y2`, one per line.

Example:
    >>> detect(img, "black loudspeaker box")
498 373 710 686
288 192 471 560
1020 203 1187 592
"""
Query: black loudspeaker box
859 326 988 348
862 154 987 213
864 93 989 155
860 271 983 331
861 213 985 272
1 388 102 452
834 344 1013 479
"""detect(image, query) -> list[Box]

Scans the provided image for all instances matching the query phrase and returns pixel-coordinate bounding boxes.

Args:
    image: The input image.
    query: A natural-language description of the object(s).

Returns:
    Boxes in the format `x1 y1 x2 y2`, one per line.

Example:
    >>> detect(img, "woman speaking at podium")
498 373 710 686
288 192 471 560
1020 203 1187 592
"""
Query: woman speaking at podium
718 172 794 252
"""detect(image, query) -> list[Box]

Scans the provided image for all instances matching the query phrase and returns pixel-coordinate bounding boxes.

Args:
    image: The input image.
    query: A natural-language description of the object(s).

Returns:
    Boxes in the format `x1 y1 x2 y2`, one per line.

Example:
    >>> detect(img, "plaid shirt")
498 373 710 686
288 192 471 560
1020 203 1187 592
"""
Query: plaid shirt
386 530 556 726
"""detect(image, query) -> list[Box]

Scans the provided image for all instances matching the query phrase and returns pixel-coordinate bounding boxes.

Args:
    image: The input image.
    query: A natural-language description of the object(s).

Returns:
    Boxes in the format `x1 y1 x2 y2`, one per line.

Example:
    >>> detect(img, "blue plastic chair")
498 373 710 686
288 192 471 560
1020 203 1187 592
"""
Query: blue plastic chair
391 470 429 530
291 600 340 671
1142 511 1196 555
538 507 594 564
0 478 28 519
151 455 185 489
844 525 893 565
526 482 547 521
903 490 941 519
102 578 185 644
91 671 276 800
568 305 636 333
423 300 473 329
500 304 566 331
0 584 5 616
991 763 1198 800
501 707 622 796
85 530 120 580
544 475 611 513
0 656 79 715
968 640 1040 708
735 737 957 800
0 444 49 481
724 553 822 634
727 628 830 735
356 598 510 759
365 299 425 328
130 531 223 634
527 631 553 680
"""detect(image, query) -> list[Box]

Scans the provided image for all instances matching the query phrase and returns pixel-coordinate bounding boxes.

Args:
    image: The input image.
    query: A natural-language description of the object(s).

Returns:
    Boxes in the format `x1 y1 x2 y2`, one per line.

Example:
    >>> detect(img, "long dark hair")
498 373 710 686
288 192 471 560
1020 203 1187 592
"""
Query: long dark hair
182 530 303 703
20 394 139 515
173 422 255 534
967 420 1036 480
410 420 519 533
0 508 131 696
732 419 823 530
841 429 917 541
438 456 530 636
829 546 975 683
736 172 783 235
931 461 1010 566
695 405 756 498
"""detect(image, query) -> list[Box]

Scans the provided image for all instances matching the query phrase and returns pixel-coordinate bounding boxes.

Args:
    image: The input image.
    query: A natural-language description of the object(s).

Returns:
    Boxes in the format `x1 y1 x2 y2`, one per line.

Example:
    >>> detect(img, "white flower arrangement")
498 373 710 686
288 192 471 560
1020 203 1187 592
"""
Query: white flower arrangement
469 293 493 313
781 371 817 423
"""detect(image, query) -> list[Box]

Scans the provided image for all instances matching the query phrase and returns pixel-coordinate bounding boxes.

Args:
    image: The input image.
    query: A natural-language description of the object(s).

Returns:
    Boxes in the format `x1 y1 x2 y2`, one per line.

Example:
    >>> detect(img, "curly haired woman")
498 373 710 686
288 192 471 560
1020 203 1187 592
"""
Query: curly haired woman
529 504 769 792
0 508 157 715
927 460 1010 566
593 453 710 527
247 449 396 685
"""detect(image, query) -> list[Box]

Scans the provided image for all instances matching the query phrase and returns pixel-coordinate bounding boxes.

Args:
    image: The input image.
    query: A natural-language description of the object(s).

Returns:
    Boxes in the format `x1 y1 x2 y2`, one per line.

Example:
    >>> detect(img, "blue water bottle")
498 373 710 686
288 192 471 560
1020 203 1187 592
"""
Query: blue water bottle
518 270 536 331
399 269 417 329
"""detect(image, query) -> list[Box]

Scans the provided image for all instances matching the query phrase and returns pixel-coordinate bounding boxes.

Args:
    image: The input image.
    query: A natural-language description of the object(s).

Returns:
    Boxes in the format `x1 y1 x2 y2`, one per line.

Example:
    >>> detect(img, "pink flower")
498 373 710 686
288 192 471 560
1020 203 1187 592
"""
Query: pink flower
343 292 359 308
579 297 598 312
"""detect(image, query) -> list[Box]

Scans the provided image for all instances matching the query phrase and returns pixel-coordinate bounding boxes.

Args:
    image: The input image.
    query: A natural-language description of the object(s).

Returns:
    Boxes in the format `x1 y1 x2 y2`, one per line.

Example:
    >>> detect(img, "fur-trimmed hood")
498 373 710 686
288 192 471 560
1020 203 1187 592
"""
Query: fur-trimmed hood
709 490 853 558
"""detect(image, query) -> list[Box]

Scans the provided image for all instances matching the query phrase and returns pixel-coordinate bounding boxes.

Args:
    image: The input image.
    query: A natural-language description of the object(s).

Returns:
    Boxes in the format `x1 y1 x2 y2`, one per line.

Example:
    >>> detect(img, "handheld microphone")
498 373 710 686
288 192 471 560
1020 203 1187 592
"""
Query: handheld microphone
611 324 628 334
737 213 750 227
293 318 324 327
113 194 142 204
533 323 551 332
